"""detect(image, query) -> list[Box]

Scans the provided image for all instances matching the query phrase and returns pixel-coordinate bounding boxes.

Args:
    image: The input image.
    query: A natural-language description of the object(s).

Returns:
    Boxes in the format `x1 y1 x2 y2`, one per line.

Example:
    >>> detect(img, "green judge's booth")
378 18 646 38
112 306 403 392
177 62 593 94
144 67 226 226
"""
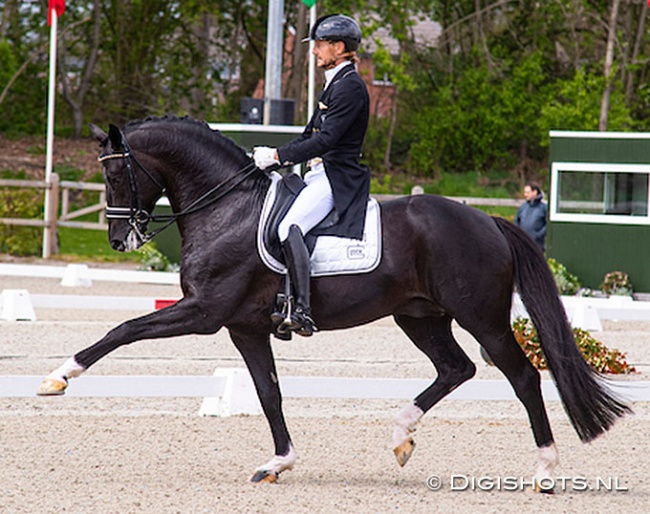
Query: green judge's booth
547 131 650 292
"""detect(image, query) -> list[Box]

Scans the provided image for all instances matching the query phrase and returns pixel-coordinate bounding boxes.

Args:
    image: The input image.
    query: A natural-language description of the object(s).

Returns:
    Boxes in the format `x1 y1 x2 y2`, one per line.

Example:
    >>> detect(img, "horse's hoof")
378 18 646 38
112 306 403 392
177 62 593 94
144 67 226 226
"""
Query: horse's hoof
393 438 415 467
250 469 278 483
36 378 68 396
534 482 555 494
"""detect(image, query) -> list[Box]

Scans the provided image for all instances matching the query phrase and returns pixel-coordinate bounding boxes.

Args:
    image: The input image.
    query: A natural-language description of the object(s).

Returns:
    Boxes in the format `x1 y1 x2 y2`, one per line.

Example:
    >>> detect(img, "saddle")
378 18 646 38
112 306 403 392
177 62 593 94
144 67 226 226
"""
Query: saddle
257 172 382 276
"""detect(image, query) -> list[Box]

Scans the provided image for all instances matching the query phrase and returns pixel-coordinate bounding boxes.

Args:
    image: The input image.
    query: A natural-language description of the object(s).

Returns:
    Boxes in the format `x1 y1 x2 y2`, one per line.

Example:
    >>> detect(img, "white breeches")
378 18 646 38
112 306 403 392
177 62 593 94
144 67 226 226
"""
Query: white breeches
278 165 334 242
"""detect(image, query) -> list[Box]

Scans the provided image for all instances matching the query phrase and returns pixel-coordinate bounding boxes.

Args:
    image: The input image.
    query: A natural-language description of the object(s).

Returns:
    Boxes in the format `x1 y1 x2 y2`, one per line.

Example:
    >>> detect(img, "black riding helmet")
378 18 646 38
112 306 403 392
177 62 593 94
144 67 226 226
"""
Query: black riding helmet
306 14 361 52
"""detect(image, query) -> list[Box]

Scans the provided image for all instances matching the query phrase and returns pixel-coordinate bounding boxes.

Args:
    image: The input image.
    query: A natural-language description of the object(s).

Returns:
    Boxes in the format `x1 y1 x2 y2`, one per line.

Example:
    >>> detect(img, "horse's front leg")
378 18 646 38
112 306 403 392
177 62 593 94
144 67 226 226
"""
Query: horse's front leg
228 329 295 483
37 297 220 395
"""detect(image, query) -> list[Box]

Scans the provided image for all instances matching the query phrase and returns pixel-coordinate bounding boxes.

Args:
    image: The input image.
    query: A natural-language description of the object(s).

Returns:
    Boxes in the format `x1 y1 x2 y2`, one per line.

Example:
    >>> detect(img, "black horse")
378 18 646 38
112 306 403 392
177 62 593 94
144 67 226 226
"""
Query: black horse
38 116 629 485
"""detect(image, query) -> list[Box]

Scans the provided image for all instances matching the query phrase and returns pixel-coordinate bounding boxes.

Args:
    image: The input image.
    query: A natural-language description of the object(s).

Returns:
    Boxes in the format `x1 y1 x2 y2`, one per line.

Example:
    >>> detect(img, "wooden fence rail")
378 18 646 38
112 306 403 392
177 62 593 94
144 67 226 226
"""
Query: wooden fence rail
0 173 107 255
0 176 521 256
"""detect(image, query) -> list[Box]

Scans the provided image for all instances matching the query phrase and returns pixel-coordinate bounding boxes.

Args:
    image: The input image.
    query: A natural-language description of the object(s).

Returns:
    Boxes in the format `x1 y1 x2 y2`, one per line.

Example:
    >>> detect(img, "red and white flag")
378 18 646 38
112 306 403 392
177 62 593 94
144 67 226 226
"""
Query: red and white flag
47 0 65 26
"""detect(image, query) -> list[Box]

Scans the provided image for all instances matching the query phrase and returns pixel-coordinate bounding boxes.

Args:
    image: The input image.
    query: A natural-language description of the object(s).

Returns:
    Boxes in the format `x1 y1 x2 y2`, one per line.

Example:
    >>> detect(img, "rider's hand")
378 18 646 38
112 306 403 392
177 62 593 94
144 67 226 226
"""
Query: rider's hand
253 146 280 170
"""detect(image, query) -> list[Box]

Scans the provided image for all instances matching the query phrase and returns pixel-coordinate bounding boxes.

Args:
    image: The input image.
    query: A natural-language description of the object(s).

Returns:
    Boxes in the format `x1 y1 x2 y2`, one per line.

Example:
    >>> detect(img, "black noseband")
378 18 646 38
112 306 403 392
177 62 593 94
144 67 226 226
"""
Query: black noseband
99 130 166 244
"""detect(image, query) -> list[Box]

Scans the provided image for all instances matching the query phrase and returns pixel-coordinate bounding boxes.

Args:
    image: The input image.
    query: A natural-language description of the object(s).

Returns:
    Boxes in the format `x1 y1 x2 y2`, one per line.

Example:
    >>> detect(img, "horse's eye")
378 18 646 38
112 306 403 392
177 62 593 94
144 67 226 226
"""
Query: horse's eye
104 167 124 188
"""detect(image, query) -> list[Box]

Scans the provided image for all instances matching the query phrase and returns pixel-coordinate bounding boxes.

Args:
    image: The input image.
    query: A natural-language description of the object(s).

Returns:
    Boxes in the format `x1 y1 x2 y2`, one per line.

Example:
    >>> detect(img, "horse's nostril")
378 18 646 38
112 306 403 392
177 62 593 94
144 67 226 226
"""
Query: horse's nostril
110 239 125 251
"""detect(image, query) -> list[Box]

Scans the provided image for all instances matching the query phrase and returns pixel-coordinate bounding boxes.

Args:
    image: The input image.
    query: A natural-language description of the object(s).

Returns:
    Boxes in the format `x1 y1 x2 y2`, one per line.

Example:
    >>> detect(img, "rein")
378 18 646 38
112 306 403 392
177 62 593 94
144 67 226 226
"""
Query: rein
99 129 260 243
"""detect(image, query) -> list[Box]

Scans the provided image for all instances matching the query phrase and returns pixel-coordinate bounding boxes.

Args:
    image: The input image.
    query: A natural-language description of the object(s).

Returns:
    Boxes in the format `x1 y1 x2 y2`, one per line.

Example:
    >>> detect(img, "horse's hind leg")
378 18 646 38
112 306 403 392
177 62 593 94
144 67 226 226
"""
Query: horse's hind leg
392 314 476 467
468 321 559 490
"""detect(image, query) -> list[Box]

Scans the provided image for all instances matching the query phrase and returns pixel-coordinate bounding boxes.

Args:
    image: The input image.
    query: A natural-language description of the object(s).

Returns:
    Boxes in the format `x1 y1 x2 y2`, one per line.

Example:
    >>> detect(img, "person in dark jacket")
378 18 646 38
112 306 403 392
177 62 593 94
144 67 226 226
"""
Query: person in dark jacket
515 182 548 251
253 14 370 337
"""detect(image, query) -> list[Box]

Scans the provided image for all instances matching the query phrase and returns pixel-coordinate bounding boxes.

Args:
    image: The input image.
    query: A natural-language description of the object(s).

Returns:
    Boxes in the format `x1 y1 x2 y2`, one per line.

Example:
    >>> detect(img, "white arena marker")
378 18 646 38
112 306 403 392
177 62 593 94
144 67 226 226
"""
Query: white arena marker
0 289 36 321
570 303 602 332
60 264 92 287
199 368 262 417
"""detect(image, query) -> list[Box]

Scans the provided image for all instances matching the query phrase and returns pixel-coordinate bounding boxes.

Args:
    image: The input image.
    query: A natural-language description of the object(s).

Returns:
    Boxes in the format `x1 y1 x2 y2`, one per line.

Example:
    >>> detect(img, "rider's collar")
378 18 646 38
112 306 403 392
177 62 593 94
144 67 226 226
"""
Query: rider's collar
324 61 353 89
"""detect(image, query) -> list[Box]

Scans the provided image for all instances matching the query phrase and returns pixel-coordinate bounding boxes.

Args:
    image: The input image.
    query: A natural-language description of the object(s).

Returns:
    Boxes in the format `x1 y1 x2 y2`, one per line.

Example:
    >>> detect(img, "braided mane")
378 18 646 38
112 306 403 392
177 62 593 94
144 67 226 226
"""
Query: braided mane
121 114 269 207
123 114 252 169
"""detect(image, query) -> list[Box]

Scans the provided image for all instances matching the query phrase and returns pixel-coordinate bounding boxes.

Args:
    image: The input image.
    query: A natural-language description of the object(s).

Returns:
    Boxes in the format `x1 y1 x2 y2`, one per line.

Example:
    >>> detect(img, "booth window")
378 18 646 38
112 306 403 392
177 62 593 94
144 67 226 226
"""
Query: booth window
551 162 650 225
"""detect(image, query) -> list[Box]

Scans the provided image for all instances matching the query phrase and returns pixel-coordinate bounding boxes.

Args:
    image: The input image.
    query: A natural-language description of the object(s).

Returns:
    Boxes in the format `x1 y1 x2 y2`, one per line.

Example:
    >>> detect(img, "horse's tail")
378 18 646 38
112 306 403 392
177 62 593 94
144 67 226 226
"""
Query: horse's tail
492 216 631 442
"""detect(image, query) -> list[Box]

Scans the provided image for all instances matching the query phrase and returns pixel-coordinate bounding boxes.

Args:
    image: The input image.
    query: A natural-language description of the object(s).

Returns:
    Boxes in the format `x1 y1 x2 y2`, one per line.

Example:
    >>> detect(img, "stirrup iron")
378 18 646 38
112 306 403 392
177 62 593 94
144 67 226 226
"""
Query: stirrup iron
271 275 293 340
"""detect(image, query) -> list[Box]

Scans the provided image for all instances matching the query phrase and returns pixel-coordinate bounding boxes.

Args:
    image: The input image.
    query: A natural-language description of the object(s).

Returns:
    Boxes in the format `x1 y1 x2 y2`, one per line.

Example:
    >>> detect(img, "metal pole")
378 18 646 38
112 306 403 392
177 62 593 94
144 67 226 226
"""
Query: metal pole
43 10 58 259
264 0 284 125
307 6 316 120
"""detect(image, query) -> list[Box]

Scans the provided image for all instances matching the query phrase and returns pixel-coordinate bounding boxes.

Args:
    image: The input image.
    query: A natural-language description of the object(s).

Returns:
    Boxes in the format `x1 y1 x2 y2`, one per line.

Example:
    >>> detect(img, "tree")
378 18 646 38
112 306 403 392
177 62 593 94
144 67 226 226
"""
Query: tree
1 0 650 178
58 1 100 138
99 0 181 123
599 0 621 131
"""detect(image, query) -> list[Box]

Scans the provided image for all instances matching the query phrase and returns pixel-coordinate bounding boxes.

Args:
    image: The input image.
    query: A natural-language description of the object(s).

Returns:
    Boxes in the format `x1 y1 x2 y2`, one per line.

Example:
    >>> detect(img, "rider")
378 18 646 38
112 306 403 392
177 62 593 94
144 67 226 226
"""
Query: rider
253 14 370 337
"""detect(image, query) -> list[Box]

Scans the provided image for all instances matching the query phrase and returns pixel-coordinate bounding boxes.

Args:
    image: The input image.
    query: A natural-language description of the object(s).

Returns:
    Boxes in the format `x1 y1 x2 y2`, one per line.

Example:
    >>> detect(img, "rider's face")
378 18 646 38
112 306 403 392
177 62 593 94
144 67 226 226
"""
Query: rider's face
313 40 345 68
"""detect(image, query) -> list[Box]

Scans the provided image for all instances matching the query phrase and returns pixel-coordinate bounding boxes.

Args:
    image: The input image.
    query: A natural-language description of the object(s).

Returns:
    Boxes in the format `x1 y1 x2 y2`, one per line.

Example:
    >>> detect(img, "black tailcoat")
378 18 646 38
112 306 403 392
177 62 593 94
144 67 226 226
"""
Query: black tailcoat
277 63 370 239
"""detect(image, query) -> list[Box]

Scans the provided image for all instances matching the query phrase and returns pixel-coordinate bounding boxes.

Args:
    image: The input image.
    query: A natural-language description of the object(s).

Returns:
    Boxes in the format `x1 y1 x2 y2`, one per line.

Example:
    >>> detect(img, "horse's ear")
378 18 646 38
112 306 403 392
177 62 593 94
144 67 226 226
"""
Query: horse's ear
108 124 123 151
89 124 108 145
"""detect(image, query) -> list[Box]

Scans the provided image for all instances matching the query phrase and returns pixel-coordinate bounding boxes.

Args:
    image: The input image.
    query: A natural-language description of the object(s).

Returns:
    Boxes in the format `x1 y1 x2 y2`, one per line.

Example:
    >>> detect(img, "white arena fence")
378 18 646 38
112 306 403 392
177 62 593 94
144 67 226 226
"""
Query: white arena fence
2 262 650 327
0 262 179 286
1 263 649 414
3 373 649 417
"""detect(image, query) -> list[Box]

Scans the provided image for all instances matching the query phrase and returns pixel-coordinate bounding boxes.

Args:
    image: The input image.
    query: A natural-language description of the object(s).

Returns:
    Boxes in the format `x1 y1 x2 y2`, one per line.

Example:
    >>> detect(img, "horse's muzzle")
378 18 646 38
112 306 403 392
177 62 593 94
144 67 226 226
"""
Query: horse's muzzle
111 229 144 252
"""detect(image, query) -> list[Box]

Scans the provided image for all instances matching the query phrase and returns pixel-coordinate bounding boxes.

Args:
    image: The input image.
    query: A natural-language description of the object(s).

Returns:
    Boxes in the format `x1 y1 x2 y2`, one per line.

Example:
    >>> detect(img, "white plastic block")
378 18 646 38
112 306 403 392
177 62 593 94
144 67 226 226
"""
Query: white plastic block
0 289 36 321
60 264 92 287
570 304 603 332
198 368 262 417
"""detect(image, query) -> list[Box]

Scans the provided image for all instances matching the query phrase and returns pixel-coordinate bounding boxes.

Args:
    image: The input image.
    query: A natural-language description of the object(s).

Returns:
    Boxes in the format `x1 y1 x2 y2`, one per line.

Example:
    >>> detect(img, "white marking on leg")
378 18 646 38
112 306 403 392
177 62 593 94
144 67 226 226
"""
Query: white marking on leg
392 403 424 448
255 443 297 476
46 356 86 383
534 442 559 483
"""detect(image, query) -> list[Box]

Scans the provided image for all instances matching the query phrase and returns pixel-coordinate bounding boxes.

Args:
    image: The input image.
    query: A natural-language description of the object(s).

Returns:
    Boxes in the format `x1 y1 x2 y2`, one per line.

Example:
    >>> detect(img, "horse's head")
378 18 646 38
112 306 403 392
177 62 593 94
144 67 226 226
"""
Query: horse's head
90 123 166 252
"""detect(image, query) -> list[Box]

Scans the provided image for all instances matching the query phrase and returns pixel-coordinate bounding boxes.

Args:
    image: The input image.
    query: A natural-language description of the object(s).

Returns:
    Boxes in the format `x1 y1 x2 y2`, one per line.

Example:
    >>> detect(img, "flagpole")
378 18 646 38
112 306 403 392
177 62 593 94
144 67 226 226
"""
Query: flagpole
43 8 58 259
307 6 316 120
264 0 284 125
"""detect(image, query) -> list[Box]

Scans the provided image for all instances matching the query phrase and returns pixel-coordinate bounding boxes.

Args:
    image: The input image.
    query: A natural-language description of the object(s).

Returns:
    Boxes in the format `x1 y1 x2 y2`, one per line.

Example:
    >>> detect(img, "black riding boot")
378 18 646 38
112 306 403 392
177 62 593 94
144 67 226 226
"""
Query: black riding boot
280 224 317 337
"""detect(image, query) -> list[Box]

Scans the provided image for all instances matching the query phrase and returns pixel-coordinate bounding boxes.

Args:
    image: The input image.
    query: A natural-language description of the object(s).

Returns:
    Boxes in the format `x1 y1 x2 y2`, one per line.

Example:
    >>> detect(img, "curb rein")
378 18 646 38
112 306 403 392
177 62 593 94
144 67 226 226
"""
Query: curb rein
98 129 260 244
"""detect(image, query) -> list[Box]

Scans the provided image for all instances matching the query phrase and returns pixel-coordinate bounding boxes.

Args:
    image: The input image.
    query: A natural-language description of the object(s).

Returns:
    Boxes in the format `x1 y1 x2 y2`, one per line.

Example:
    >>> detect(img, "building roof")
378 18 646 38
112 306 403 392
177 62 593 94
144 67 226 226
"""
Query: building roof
362 18 441 55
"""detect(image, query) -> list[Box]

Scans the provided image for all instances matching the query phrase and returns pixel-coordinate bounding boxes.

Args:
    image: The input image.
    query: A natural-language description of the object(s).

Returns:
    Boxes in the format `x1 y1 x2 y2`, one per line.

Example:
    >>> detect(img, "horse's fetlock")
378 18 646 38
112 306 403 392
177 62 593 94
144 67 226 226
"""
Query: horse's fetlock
50 356 86 381
392 403 424 448
460 360 477 381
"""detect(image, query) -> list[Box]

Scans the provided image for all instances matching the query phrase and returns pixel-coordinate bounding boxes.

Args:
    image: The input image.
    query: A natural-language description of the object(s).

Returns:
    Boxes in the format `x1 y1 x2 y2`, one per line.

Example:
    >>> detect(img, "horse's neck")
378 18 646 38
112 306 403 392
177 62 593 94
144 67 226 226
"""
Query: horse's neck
158 154 268 236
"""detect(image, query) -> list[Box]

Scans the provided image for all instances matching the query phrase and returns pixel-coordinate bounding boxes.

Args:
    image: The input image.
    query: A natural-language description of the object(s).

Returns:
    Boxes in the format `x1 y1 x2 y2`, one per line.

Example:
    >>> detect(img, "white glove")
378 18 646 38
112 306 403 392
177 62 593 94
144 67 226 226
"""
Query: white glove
253 146 280 170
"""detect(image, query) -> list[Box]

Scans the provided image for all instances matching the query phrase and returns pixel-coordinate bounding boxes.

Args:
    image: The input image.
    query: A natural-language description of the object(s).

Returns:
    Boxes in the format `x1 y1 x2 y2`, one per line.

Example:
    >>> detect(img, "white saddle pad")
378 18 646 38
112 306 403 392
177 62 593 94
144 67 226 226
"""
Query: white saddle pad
257 172 382 277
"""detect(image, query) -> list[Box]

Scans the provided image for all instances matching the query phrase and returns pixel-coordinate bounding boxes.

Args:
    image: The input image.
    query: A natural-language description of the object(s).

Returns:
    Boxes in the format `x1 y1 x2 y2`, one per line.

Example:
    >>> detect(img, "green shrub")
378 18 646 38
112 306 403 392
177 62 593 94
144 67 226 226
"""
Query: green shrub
53 164 85 182
512 317 635 374
547 258 581 295
0 189 43 256
601 271 633 297
1 169 28 179
363 117 390 174
369 174 393 194
135 242 179 272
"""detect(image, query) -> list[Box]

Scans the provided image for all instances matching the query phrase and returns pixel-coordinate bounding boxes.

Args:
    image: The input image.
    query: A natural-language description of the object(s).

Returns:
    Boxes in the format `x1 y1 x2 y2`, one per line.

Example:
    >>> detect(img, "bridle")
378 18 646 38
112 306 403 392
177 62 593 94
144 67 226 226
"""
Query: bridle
99 129 260 244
